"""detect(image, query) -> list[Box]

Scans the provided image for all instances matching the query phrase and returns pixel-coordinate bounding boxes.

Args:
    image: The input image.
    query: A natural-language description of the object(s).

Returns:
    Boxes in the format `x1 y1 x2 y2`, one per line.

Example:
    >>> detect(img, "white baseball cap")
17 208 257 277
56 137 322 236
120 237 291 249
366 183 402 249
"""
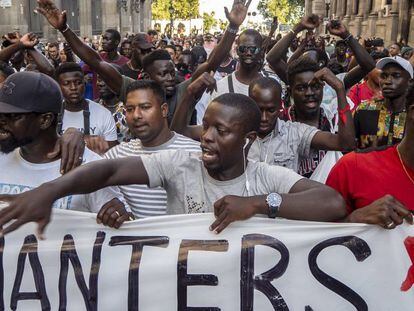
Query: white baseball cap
376 56 414 79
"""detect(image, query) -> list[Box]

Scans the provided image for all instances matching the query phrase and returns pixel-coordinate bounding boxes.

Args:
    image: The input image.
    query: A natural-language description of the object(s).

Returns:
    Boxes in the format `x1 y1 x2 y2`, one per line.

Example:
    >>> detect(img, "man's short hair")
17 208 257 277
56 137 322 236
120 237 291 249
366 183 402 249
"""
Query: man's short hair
370 50 389 61
238 29 263 46
287 56 319 85
125 79 166 104
211 93 261 133
104 29 121 43
55 62 84 79
249 76 282 95
191 46 207 63
142 50 172 72
180 50 197 65
165 45 177 52
48 42 59 49
147 29 158 37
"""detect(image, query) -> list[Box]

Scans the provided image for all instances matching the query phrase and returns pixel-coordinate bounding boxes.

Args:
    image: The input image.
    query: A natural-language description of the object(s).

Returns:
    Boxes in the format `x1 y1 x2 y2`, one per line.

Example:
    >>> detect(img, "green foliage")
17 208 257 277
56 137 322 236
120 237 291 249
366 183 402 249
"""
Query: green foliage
152 0 200 20
203 12 217 33
218 19 229 32
257 0 305 25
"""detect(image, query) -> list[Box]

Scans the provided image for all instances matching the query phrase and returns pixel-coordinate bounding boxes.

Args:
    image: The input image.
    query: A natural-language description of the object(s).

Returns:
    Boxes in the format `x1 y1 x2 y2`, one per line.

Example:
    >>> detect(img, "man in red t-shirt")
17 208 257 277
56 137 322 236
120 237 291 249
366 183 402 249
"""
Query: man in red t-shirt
327 86 414 229
83 29 129 100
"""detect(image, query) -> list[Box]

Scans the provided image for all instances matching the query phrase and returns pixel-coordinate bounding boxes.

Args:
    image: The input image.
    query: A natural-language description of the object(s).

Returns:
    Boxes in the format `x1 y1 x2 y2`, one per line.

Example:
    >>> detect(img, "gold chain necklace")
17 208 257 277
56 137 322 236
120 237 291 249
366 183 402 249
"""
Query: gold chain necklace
397 145 414 185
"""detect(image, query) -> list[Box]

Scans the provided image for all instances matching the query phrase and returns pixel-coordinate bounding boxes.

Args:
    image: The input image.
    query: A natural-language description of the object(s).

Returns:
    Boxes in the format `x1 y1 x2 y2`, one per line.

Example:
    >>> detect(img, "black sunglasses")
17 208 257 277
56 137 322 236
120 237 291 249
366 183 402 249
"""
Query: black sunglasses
237 46 261 55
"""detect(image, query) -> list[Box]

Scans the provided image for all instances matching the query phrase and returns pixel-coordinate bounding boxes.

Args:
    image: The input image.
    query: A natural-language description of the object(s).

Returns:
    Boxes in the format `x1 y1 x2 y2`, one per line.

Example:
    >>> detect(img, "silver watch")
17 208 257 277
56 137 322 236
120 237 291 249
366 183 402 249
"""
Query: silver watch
266 193 282 218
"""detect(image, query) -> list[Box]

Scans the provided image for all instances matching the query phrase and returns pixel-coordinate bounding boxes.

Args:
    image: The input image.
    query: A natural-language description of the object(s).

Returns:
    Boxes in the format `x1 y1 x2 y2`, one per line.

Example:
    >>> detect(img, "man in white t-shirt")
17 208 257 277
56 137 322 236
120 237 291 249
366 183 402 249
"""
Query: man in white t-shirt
55 62 117 154
194 29 265 120
0 92 347 237
0 72 130 231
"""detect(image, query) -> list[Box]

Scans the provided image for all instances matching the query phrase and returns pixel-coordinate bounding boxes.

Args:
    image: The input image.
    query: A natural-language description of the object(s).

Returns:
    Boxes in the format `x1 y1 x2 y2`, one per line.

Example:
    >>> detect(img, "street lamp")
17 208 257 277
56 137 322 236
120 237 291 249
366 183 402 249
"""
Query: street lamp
168 2 174 38
324 0 331 19
117 0 128 12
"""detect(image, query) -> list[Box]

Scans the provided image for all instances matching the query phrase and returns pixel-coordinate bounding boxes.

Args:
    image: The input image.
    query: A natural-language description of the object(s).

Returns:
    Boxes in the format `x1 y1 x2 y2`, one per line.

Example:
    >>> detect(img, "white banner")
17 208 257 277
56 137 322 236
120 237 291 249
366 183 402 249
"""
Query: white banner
1 210 414 310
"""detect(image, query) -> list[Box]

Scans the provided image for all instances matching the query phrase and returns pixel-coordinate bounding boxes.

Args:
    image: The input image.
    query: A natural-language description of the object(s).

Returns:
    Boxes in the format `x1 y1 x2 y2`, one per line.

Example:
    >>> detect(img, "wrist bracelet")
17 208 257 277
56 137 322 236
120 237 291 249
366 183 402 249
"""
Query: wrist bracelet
338 104 351 124
61 24 69 33
227 26 239 35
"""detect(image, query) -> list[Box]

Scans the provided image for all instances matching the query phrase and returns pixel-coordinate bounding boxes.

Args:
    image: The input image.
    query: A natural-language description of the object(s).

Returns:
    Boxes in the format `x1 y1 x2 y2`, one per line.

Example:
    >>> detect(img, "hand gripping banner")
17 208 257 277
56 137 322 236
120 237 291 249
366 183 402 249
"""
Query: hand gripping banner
1 210 414 310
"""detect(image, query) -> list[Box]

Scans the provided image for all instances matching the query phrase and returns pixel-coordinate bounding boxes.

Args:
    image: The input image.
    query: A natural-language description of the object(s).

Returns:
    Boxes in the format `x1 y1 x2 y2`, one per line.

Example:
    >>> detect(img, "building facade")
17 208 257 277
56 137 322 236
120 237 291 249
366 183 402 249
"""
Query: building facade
305 0 414 46
0 0 152 40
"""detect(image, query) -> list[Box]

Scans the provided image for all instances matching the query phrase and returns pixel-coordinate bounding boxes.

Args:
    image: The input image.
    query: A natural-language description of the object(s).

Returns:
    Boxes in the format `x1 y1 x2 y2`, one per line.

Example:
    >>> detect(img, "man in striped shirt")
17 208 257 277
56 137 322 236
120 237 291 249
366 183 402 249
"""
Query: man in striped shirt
105 80 200 218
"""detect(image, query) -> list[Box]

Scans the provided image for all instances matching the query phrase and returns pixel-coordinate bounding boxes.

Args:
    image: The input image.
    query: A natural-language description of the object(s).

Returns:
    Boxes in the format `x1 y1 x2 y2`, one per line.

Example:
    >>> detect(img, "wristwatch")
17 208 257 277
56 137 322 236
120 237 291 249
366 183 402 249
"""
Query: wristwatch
266 193 282 218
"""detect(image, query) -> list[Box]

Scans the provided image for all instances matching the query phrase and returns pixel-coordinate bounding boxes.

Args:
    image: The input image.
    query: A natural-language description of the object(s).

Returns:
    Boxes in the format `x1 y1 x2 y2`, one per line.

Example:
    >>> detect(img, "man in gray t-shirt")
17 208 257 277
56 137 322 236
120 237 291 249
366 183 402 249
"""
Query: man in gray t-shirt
0 93 347 236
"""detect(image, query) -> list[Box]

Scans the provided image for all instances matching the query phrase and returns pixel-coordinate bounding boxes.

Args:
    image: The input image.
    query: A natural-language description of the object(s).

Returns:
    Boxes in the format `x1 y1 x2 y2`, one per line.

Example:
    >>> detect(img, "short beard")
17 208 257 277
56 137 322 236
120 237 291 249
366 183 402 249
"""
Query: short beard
0 135 33 154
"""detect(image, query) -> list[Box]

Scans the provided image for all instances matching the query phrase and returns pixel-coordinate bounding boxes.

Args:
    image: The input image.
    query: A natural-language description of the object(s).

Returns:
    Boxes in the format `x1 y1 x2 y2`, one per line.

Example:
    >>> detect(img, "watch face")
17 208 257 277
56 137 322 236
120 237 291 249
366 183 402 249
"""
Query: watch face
268 193 282 207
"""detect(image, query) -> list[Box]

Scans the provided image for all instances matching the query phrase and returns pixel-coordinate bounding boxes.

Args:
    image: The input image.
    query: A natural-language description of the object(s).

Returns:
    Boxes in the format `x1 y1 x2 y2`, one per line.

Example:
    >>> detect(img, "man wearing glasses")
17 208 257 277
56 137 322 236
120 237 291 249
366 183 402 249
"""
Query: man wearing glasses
208 29 264 100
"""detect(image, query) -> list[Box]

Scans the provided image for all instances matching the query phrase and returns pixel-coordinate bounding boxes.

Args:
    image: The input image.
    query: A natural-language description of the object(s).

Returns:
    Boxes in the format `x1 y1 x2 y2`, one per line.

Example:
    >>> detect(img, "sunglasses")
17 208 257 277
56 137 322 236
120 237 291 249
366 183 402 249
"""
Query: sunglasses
237 46 261 55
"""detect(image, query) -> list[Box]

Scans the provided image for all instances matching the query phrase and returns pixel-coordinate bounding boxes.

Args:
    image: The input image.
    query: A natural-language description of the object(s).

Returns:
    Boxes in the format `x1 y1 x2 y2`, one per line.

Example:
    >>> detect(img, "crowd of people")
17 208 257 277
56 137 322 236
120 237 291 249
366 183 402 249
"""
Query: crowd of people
0 0 412 237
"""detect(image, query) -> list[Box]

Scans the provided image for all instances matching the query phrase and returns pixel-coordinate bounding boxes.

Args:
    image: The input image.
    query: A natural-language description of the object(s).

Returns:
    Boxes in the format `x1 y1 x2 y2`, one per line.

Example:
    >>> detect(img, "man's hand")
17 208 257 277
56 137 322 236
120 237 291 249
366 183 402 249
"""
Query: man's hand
225 0 253 28
36 0 67 31
187 71 217 98
20 32 39 49
313 67 343 91
210 195 263 234
47 128 85 174
85 136 110 155
97 198 133 229
3 32 20 44
348 195 413 229
0 185 55 238
294 14 321 33
327 20 350 40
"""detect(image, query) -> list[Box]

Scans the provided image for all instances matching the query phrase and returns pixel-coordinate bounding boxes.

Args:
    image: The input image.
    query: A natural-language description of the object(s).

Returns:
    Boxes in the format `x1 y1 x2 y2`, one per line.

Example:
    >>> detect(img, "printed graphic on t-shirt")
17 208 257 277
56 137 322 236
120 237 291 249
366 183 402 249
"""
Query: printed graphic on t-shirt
0 183 73 209
355 99 406 149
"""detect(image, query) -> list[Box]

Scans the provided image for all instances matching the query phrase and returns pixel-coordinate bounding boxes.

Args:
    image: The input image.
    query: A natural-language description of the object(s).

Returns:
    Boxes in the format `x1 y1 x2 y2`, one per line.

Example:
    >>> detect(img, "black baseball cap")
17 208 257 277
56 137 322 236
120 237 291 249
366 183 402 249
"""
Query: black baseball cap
0 71 62 114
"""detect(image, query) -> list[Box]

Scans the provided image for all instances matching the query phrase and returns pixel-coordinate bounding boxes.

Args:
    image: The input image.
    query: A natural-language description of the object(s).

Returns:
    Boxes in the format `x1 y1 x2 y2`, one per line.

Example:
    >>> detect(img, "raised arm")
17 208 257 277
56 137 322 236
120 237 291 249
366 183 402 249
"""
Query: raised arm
327 21 376 90
36 0 122 93
261 17 278 53
0 157 149 235
310 68 356 151
0 33 37 62
266 15 320 83
192 0 252 80
170 72 216 140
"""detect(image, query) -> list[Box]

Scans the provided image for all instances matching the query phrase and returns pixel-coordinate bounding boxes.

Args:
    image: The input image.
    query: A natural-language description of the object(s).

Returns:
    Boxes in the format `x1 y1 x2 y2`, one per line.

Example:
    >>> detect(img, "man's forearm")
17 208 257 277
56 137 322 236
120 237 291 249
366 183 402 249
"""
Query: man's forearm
193 27 238 80
0 42 23 62
27 49 55 76
266 30 297 68
45 157 149 201
170 91 201 141
347 36 375 73
279 187 347 221
335 86 356 150
62 27 102 69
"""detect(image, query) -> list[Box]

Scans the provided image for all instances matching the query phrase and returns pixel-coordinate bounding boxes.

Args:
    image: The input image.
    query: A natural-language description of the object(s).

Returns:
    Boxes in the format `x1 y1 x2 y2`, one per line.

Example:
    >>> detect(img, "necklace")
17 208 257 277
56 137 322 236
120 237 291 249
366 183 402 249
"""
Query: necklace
397 145 414 185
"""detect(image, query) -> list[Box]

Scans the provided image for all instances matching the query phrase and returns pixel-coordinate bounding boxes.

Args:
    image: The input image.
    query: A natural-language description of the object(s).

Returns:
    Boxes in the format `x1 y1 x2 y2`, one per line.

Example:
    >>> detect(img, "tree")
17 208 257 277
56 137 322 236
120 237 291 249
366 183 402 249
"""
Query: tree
152 0 200 20
203 12 217 33
219 19 229 32
257 0 304 25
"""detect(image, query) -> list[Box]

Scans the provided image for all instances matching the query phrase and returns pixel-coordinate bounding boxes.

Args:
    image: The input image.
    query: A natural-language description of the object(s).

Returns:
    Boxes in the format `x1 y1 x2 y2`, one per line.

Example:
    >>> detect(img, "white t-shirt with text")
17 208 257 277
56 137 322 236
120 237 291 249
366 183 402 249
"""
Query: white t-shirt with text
62 99 117 141
0 148 123 213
